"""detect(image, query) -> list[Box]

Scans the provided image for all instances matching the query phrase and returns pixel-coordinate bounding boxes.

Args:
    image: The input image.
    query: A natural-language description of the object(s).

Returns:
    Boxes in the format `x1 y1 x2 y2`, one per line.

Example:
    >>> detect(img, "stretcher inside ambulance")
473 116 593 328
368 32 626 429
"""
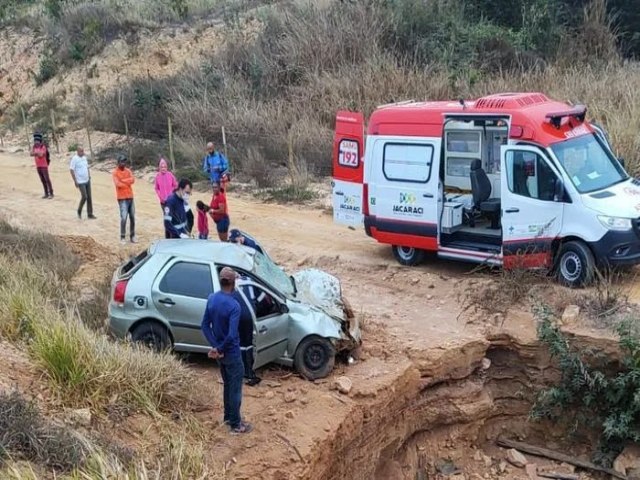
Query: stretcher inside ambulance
331 93 636 287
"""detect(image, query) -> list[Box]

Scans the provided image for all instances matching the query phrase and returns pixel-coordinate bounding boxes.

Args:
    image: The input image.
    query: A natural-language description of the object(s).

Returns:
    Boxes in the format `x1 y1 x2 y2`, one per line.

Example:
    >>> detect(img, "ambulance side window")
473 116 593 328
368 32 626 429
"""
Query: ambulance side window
383 143 434 183
505 151 558 202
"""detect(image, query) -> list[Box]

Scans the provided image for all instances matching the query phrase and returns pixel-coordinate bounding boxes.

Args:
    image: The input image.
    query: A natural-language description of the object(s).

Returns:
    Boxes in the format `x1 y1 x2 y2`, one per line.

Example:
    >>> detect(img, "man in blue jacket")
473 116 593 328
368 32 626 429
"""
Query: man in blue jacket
163 179 192 239
201 267 253 435
202 142 229 185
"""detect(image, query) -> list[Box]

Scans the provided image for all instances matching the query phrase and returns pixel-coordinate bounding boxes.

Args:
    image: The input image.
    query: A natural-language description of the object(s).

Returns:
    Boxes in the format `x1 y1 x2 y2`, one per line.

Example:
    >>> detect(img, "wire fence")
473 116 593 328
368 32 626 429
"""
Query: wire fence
18 109 334 179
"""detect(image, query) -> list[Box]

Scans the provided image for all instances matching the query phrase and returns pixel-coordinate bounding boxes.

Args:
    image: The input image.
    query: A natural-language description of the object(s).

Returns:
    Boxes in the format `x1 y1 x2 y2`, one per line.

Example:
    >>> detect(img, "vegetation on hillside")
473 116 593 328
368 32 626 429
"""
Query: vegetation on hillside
5 0 640 184
533 304 640 467
0 220 219 477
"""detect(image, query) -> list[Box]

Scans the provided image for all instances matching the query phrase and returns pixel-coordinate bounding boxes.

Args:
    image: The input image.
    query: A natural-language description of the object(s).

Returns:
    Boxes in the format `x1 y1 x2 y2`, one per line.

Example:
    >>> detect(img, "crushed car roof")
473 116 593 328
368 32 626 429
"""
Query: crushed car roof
149 239 256 271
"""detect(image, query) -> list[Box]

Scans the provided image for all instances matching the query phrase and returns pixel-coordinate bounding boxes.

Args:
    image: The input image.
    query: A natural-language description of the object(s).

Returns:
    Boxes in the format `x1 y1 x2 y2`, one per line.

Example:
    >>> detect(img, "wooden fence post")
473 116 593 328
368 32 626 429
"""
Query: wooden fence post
221 126 227 158
21 106 29 148
168 116 176 171
50 109 60 153
123 115 132 164
85 126 94 160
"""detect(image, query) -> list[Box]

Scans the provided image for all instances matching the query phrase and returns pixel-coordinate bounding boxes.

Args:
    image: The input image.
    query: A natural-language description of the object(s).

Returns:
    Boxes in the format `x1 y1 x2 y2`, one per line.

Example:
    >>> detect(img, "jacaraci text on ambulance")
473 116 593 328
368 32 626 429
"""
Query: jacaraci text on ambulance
331 93 637 287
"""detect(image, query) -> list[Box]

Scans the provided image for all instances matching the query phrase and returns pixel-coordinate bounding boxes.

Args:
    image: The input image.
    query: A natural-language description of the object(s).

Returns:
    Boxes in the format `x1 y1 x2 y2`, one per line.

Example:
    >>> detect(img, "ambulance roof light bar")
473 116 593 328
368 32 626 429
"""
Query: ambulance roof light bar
545 105 587 129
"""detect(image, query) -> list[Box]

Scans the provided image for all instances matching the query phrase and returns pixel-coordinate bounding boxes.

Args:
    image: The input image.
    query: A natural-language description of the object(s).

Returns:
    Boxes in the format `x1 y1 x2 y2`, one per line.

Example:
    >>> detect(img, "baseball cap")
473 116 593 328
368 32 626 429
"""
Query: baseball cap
229 229 241 242
219 267 238 282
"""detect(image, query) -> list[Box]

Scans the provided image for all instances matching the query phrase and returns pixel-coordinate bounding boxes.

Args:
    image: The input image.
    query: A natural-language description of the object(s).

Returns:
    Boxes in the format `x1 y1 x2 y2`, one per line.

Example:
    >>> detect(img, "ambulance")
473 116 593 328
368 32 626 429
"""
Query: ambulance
331 92 639 287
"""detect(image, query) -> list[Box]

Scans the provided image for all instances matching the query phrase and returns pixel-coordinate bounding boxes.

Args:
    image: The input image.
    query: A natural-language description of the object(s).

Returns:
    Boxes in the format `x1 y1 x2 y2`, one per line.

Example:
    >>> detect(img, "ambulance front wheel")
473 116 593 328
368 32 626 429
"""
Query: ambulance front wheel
556 241 595 288
392 245 425 266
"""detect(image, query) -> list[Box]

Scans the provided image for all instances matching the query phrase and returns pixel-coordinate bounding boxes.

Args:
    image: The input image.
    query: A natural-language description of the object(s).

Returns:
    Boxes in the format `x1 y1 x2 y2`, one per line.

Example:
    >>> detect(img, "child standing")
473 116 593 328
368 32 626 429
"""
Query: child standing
196 201 210 240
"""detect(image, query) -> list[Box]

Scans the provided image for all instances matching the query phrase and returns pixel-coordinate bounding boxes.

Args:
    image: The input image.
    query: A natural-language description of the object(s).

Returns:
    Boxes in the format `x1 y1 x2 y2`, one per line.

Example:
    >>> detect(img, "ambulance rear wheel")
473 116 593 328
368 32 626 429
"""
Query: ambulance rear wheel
556 241 595 288
392 245 425 266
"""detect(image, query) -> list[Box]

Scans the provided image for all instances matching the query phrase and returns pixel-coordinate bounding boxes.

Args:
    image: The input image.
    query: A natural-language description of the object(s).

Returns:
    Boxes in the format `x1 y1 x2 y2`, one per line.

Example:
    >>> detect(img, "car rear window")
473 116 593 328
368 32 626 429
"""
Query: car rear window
159 262 213 299
120 249 149 277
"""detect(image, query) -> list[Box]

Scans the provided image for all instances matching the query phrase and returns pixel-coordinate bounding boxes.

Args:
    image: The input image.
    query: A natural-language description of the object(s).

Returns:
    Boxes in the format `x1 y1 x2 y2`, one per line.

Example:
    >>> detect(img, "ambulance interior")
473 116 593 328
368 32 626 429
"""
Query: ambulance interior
440 118 509 252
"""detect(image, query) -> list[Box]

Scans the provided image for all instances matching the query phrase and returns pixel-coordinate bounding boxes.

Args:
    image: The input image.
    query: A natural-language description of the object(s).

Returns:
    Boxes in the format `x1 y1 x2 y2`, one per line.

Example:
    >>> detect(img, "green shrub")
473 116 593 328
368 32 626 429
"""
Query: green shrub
532 304 640 466
34 55 58 86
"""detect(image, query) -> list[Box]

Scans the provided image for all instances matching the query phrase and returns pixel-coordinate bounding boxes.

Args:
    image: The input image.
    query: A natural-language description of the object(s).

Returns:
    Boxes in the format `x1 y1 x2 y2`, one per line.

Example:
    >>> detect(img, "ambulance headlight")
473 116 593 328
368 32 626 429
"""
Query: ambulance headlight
597 215 632 231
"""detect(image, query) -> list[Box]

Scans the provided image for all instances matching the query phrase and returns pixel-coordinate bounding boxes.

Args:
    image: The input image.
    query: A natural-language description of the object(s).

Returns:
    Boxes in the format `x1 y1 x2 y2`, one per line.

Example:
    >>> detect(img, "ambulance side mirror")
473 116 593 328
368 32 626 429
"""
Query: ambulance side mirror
554 178 565 202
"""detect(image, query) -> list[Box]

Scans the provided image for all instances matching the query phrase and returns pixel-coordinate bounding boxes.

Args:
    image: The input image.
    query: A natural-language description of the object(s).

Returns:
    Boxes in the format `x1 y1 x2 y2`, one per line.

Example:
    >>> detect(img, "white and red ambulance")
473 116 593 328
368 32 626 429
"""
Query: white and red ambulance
331 92 639 286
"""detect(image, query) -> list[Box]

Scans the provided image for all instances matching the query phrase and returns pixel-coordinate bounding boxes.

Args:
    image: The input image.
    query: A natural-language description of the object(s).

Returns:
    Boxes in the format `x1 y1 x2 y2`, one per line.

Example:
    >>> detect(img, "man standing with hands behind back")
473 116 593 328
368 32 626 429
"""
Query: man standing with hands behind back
69 146 96 220
201 267 253 435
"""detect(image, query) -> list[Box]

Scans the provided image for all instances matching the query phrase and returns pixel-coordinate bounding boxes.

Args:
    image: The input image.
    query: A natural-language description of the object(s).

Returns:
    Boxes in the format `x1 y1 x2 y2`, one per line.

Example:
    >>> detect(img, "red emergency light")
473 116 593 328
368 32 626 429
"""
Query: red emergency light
545 105 587 129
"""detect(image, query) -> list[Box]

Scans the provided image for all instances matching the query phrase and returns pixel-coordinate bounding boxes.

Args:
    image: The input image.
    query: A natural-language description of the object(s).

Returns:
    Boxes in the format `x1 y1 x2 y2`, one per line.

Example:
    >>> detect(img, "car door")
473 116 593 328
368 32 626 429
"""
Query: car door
237 281 289 369
369 137 441 248
501 145 565 269
152 260 216 349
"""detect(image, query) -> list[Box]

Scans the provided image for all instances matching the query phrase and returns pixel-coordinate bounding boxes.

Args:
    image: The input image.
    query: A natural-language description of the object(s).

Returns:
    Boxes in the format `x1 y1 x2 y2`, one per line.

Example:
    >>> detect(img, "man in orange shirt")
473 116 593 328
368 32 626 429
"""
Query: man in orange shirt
112 155 137 244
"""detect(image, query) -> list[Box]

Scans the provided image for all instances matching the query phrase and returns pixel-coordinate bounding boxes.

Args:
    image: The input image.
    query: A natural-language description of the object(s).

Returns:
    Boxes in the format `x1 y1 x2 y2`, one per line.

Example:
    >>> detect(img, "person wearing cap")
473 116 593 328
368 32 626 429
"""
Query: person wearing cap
163 179 192 239
201 267 253 435
202 142 229 185
229 229 263 254
112 155 137 244
69 145 96 220
30 133 53 199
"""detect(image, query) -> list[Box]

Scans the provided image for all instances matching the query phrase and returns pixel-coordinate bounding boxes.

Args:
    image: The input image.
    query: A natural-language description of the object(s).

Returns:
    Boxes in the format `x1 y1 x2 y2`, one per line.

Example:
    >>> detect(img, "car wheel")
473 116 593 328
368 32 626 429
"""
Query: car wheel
131 321 172 352
556 241 595 288
294 336 336 380
392 245 425 266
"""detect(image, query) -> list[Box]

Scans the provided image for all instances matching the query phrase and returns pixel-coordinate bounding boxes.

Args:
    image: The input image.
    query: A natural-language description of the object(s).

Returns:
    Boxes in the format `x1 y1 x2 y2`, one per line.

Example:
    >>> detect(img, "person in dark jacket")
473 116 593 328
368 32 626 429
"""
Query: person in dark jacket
163 179 192 239
229 229 264 254
234 277 261 386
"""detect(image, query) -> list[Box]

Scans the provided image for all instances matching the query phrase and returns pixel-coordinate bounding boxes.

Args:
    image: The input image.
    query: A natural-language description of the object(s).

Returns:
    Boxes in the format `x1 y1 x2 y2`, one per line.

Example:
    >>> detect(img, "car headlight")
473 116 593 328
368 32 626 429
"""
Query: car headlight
597 215 632 231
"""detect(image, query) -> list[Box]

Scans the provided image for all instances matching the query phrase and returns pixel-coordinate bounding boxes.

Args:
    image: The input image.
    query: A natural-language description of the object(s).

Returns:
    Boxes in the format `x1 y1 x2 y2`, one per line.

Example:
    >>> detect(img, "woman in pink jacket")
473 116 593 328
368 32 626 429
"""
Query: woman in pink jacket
154 158 178 210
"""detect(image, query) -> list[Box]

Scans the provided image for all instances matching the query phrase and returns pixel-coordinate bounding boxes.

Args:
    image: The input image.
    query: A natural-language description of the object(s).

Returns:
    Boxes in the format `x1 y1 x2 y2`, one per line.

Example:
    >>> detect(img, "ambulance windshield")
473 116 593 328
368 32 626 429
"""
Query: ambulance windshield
551 134 627 194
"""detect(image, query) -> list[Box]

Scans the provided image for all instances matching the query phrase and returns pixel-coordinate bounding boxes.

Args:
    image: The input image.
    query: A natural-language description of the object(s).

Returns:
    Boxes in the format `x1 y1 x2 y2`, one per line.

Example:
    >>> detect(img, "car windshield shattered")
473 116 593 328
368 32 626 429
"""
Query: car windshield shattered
253 251 295 297
552 133 627 194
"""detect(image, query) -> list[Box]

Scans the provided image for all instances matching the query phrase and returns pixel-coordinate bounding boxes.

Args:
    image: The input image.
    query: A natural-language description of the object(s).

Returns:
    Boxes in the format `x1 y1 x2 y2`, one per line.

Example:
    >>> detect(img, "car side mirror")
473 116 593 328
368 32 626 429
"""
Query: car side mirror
280 303 289 314
554 178 564 202
619 157 625 168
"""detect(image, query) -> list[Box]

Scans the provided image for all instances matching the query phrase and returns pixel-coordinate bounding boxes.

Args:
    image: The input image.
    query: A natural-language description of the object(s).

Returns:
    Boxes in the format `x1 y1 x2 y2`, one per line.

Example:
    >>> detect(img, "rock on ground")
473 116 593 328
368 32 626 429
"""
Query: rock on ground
333 376 353 395
614 444 640 476
506 448 527 468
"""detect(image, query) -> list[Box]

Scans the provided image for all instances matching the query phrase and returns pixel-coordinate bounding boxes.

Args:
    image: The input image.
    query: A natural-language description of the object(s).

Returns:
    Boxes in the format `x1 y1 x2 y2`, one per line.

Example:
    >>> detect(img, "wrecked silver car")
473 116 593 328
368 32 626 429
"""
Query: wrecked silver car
108 239 361 379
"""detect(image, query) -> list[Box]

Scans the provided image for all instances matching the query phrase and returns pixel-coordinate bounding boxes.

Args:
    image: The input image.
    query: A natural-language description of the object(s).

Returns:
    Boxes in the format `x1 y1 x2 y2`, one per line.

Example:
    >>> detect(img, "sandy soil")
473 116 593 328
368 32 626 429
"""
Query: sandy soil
0 148 630 479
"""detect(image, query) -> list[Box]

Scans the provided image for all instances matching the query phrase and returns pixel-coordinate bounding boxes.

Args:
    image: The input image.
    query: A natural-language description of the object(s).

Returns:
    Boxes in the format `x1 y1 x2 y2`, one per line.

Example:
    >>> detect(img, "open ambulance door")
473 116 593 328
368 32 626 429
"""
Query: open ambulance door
332 111 365 227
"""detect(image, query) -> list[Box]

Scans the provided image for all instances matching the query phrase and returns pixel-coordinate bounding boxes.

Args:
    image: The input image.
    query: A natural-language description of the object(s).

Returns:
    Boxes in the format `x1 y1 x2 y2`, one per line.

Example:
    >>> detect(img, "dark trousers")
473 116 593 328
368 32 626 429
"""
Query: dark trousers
241 346 258 379
36 167 53 197
218 356 244 428
78 181 93 216
186 209 194 234
118 199 135 239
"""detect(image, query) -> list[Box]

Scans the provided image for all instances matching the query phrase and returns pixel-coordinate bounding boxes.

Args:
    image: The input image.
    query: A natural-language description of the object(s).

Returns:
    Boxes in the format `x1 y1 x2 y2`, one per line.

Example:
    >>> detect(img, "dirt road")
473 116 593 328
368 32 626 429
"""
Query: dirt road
0 149 482 348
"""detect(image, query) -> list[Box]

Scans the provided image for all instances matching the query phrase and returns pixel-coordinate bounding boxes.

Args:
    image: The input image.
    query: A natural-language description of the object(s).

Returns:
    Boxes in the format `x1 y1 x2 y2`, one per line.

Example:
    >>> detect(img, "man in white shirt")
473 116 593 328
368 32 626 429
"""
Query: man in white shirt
69 146 96 219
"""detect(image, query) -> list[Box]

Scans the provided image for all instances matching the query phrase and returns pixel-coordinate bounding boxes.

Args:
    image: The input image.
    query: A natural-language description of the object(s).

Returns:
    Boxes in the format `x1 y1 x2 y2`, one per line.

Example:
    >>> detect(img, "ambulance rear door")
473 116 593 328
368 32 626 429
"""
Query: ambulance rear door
332 111 365 227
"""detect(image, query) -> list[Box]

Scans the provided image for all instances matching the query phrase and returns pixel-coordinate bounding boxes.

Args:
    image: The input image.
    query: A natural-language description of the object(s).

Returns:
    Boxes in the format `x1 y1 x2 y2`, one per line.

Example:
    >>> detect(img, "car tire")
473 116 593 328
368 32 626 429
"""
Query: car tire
131 321 172 352
294 336 336 380
392 245 425 266
556 241 595 288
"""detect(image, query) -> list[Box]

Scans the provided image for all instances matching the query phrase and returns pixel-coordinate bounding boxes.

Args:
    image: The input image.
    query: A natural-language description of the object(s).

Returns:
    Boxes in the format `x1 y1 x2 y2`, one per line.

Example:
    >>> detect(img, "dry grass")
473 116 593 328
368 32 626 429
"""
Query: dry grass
0 229 199 415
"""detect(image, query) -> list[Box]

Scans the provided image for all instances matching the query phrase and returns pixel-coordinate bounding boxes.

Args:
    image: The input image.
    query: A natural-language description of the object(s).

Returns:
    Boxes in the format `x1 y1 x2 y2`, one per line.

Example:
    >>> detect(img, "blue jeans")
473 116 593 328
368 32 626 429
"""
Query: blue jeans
198 233 208 240
218 355 244 428
118 199 135 239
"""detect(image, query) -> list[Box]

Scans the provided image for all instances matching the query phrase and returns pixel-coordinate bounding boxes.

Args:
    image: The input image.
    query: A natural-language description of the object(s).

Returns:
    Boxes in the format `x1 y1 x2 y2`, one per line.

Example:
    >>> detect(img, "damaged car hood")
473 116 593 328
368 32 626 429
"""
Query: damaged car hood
292 268 345 320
